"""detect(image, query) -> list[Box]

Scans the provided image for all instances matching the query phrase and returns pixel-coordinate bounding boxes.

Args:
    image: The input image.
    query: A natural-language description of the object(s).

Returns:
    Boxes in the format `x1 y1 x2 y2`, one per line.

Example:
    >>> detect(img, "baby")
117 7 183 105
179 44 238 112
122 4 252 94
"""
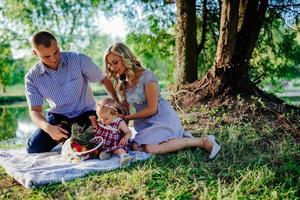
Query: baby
89 97 134 166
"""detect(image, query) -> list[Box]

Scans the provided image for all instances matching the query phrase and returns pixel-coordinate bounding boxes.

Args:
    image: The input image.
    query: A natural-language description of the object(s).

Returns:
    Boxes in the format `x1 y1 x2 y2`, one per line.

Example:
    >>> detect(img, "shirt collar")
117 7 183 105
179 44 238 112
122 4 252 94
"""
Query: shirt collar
38 53 66 75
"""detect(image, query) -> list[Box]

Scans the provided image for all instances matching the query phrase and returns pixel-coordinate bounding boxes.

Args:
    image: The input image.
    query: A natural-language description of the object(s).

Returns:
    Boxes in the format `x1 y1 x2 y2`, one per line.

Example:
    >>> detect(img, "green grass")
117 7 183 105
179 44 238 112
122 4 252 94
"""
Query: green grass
0 121 299 199
0 88 299 199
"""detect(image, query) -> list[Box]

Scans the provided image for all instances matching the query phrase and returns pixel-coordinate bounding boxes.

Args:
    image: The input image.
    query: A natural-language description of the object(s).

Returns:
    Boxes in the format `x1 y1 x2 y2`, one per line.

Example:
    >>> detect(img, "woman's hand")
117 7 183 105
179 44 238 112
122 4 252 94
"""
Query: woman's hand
117 99 130 115
117 113 130 123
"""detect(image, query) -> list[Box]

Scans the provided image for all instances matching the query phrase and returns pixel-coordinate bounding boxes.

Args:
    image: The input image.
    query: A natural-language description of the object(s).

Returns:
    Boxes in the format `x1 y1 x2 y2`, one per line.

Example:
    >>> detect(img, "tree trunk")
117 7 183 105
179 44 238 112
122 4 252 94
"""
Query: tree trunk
199 0 268 97
175 0 197 87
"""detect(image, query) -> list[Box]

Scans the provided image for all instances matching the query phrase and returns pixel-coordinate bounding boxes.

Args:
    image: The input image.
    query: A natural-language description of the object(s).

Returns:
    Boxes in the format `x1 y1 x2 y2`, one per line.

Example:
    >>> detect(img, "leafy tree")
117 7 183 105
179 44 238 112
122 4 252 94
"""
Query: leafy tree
101 0 299 92
250 18 300 92
0 43 18 93
126 32 175 84
2 0 98 50
81 32 114 69
96 0 177 82
1 0 114 87
2 0 299 96
0 107 27 141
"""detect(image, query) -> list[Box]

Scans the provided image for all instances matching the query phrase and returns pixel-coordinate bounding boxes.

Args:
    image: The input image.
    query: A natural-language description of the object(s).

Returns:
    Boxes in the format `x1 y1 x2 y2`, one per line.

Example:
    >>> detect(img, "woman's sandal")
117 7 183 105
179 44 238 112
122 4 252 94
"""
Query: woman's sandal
207 135 221 161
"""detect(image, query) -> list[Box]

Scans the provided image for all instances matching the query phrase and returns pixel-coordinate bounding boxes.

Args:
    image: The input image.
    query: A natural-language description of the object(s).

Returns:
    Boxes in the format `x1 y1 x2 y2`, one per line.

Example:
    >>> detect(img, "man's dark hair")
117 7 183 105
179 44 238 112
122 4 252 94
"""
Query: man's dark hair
32 31 57 47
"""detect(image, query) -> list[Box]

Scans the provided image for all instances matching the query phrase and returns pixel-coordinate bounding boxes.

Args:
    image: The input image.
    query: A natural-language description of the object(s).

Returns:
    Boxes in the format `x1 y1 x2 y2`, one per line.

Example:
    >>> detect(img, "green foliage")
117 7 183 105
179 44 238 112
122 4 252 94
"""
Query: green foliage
98 0 177 84
0 43 22 93
0 107 24 141
2 0 98 50
196 0 220 79
197 30 218 78
250 16 300 89
1 0 300 93
70 124 97 149
81 33 113 69
126 32 175 83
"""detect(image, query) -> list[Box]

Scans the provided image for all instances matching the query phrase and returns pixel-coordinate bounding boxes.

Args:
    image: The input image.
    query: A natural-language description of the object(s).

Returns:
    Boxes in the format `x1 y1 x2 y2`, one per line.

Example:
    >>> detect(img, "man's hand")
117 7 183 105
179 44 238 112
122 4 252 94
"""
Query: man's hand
47 125 69 141
29 106 69 141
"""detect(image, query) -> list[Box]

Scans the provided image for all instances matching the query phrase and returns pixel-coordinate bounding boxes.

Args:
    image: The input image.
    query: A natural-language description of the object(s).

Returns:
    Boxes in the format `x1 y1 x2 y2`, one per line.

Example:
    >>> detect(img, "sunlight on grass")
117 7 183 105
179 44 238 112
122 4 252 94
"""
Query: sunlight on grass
0 109 299 199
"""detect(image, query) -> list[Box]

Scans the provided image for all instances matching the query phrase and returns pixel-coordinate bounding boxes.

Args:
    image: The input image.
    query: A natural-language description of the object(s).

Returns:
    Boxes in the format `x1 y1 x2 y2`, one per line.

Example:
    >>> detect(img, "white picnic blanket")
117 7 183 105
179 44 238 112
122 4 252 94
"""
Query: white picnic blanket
0 147 151 189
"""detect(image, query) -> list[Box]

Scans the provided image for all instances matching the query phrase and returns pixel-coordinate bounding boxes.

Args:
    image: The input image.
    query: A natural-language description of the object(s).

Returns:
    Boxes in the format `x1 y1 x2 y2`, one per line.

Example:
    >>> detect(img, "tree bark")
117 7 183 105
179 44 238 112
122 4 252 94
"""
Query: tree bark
199 0 268 97
175 0 197 87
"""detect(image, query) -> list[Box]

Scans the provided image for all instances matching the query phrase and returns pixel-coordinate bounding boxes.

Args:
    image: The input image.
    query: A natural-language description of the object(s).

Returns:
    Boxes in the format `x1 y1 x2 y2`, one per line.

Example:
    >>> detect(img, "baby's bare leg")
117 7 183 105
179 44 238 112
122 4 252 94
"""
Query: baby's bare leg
113 148 127 156
114 148 134 166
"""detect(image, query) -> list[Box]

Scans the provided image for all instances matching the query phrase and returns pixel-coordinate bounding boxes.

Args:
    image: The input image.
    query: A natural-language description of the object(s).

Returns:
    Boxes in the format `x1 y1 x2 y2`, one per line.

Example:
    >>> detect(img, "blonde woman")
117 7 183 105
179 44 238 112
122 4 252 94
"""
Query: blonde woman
104 42 221 160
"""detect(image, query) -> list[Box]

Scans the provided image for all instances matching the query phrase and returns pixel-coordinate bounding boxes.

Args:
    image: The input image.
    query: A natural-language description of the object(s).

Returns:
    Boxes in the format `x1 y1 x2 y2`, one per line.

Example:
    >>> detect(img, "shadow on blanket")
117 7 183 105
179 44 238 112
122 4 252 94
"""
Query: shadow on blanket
0 146 151 189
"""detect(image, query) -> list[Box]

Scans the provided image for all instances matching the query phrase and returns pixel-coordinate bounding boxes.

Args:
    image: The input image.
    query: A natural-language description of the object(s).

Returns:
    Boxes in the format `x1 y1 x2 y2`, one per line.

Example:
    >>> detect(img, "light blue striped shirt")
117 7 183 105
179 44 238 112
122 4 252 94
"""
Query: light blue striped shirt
25 51 104 118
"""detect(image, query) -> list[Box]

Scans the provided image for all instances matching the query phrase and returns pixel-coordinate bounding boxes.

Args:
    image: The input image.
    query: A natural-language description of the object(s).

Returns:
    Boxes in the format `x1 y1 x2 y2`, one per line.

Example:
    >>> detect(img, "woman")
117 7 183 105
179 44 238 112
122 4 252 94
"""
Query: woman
103 42 221 160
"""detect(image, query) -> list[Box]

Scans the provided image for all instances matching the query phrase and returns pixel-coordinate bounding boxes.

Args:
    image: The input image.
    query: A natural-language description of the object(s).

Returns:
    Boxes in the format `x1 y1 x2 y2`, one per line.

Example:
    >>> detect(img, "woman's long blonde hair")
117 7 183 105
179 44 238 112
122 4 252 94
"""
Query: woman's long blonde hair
103 42 144 100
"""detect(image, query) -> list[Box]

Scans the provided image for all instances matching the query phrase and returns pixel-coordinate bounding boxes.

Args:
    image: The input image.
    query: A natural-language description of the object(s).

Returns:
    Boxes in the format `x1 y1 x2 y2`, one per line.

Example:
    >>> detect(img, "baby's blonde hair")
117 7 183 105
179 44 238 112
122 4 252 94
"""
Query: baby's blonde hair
103 42 144 100
97 97 118 115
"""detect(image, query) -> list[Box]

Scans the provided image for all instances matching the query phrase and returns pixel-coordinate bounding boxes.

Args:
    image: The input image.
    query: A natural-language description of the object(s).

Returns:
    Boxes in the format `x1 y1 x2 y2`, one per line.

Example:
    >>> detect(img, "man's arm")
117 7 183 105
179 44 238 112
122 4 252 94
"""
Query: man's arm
101 77 120 103
29 105 68 141
101 77 129 115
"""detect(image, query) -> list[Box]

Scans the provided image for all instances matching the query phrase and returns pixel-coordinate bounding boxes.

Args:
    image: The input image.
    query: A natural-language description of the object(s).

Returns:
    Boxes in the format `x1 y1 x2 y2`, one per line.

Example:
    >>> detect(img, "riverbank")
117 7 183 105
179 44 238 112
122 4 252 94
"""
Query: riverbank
0 83 108 106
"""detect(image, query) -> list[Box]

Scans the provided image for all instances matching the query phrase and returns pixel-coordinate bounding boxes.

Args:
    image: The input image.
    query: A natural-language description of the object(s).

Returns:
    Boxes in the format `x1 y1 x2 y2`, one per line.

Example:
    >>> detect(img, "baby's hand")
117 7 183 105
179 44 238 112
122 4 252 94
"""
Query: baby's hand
89 116 98 129
119 136 130 146
91 121 98 129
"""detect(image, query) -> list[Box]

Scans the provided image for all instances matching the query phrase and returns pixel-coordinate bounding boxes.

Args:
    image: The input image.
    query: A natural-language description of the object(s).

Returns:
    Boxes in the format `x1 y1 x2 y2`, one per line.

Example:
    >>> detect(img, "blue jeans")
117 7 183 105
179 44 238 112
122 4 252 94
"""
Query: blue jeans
26 110 96 153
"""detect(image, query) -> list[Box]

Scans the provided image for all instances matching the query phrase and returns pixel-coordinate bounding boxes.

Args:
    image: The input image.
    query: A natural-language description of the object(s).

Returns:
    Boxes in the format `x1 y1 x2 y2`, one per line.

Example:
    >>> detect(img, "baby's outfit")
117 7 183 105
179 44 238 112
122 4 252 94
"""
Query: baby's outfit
94 117 130 153
94 117 134 166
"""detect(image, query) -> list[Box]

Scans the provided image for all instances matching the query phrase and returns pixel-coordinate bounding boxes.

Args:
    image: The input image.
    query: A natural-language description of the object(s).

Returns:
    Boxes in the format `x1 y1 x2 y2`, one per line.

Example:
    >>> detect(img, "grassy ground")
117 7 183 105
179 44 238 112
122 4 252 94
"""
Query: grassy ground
0 98 299 199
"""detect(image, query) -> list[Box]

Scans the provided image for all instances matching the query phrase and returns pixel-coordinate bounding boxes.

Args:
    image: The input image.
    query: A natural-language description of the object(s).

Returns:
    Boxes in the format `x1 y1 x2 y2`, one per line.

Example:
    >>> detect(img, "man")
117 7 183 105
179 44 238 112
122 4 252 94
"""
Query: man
25 31 121 153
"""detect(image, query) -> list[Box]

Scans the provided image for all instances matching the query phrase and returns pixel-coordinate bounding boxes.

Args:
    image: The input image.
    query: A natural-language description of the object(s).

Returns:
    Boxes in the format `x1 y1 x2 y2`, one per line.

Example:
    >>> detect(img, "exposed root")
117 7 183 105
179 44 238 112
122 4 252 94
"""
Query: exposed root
170 79 300 142
171 90 195 113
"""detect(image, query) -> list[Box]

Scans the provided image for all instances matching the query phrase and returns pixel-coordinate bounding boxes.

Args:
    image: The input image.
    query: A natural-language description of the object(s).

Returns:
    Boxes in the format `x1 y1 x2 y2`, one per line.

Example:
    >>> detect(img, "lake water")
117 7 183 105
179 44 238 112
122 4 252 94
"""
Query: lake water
0 82 299 145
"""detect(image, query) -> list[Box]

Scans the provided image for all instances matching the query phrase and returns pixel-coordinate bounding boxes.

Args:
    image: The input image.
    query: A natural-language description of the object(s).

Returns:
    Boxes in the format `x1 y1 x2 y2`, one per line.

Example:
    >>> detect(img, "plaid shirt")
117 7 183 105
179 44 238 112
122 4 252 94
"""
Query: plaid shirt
94 118 130 152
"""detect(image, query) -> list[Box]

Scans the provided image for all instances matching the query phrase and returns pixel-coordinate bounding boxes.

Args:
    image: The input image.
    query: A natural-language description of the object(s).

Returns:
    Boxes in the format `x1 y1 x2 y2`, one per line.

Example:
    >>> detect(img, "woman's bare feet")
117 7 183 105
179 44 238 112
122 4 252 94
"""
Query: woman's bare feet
202 136 213 152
